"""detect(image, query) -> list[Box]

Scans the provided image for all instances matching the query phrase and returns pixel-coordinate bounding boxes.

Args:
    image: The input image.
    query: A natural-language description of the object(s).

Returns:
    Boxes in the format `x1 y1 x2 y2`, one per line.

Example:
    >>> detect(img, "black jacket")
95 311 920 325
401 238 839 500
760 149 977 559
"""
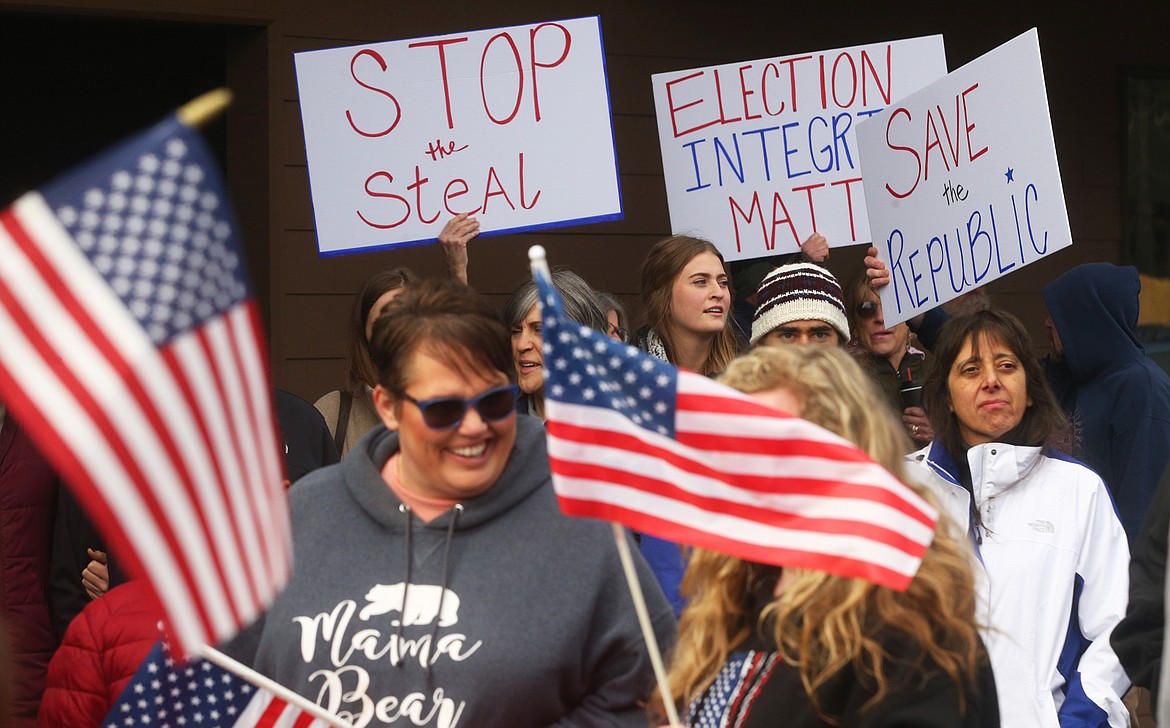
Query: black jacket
1111 460 1170 703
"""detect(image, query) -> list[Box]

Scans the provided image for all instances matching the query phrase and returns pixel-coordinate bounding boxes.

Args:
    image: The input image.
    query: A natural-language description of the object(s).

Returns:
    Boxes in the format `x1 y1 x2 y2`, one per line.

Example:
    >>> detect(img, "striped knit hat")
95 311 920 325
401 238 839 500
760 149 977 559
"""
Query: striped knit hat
750 263 849 345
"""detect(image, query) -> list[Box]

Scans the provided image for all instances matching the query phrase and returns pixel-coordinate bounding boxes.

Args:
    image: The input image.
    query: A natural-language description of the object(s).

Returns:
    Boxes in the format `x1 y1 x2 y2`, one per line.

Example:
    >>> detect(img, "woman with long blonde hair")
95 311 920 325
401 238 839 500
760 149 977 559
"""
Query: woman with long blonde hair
652 345 998 727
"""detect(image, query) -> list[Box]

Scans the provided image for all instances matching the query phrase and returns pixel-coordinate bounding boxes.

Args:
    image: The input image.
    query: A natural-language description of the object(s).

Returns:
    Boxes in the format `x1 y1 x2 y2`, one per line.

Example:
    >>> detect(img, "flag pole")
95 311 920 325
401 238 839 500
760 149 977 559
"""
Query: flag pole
200 645 354 727
527 245 682 728
178 87 336 725
176 85 343 726
178 87 233 128
611 523 683 728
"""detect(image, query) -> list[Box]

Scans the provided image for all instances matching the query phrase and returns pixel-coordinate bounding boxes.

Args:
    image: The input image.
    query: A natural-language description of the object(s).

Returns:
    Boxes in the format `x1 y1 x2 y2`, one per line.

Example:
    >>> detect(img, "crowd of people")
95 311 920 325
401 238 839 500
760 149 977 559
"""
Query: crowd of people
5 214 1170 728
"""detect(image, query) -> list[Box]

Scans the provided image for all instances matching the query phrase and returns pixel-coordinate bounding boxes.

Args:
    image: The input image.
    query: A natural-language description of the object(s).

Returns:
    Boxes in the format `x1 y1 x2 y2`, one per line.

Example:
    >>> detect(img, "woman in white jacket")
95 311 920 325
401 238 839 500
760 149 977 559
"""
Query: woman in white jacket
907 308 1131 728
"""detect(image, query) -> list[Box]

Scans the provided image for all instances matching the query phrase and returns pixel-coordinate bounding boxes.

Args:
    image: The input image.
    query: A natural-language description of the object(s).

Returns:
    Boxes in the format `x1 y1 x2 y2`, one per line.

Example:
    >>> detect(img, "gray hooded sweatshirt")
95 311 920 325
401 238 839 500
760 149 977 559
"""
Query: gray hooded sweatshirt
228 415 676 728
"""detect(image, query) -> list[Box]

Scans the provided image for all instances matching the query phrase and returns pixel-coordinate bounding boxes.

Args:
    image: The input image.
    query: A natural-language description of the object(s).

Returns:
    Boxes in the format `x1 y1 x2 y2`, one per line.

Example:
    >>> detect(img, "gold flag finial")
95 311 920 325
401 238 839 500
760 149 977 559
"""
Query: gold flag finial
177 88 233 128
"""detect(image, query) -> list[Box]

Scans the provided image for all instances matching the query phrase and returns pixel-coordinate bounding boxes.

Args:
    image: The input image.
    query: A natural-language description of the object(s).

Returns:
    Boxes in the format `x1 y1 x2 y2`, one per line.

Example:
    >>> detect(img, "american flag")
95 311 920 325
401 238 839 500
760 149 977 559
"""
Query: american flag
532 254 937 590
0 114 290 653
104 641 332 728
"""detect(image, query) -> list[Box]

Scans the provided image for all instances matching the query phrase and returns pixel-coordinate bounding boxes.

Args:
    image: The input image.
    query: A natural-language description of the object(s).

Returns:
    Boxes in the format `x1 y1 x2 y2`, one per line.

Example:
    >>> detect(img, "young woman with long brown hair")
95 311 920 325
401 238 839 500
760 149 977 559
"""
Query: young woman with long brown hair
633 235 746 613
636 235 741 376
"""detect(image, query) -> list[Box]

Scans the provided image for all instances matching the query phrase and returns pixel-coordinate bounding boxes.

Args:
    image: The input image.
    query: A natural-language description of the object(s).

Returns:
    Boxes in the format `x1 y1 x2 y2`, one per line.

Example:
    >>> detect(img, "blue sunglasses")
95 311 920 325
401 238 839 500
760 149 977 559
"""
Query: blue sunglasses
399 384 519 430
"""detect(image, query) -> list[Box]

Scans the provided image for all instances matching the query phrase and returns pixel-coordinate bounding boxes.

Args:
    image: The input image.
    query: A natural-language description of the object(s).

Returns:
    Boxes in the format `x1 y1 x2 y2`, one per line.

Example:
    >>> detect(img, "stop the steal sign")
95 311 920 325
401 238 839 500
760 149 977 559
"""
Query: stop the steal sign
295 17 622 256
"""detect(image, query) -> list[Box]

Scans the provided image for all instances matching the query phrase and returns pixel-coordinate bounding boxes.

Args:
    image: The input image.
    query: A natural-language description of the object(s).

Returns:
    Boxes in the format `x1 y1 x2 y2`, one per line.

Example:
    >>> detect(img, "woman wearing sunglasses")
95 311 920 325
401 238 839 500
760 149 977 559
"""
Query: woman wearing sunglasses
229 277 674 727
845 273 933 448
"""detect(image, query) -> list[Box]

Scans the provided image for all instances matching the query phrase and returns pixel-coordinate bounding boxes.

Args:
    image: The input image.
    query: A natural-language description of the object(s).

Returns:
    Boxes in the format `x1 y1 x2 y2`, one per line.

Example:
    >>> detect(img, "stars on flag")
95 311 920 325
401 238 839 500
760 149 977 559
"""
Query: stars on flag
103 642 255 728
538 292 675 436
48 133 246 345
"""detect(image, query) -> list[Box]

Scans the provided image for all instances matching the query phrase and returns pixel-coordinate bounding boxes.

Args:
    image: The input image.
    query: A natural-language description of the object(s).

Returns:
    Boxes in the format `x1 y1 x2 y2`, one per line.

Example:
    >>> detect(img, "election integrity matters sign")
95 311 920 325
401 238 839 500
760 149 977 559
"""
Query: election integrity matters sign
857 28 1072 326
295 17 622 256
652 36 946 262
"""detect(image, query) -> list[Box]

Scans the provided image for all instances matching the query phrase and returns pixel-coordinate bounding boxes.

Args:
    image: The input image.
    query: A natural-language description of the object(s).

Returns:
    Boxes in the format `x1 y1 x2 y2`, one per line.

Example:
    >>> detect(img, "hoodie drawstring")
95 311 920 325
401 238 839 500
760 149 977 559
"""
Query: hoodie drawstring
396 503 413 664
427 504 463 676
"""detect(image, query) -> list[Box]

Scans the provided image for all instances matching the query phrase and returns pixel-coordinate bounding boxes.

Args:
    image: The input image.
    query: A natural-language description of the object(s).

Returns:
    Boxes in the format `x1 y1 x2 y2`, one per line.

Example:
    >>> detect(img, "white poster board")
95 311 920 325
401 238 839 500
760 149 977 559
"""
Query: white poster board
651 36 947 262
295 17 622 257
856 28 1072 326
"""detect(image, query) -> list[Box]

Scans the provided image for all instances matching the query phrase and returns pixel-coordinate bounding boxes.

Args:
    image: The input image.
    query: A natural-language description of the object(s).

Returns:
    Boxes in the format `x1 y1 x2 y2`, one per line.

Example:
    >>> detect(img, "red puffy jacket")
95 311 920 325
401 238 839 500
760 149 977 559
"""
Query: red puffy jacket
37 581 161 727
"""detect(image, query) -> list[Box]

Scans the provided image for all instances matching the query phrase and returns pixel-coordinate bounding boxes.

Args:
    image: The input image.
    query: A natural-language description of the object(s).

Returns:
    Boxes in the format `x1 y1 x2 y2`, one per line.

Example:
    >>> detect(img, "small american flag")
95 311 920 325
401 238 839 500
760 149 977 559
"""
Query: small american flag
0 114 290 653
104 641 330 728
532 254 937 590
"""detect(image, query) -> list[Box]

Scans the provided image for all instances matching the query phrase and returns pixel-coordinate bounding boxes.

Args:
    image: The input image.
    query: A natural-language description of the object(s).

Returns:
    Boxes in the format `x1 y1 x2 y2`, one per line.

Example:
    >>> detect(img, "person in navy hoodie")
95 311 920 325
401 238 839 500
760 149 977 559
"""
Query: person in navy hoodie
1042 262 1170 543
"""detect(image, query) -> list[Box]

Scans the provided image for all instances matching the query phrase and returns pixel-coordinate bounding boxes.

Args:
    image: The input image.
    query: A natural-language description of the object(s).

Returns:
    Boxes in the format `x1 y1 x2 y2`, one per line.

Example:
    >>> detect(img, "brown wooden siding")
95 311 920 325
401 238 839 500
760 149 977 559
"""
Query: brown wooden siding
2 1 1167 402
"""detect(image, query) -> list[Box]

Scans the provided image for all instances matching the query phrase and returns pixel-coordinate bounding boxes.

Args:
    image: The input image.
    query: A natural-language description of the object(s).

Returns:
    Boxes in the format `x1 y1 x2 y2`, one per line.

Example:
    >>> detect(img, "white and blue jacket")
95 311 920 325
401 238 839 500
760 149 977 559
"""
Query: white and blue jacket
907 441 1131 728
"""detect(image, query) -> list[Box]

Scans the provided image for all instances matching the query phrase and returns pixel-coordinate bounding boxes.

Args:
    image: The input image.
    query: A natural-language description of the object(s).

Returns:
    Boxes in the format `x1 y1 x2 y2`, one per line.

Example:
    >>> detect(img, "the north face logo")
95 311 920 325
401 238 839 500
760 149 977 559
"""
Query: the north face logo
1028 520 1055 534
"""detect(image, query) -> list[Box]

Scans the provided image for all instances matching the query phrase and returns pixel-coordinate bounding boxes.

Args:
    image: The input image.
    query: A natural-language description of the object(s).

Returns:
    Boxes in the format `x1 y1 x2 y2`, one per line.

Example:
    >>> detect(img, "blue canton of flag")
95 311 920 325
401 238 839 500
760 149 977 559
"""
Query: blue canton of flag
44 128 249 344
531 251 937 590
537 279 677 437
104 640 329 728
0 112 291 655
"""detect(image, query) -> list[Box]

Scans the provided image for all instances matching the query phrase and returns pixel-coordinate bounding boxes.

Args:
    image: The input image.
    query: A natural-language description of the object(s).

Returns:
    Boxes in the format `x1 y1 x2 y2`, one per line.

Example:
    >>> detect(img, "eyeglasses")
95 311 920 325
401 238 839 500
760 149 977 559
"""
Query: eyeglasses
855 300 880 320
608 323 629 343
399 384 519 430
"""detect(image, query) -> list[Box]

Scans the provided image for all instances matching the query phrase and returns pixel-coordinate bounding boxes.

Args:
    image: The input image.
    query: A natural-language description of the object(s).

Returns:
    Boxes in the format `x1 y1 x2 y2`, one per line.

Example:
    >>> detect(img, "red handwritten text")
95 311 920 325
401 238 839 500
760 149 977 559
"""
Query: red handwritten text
356 153 542 229
425 139 469 162
883 83 988 199
666 46 893 139
728 176 864 252
346 50 403 138
394 22 573 132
